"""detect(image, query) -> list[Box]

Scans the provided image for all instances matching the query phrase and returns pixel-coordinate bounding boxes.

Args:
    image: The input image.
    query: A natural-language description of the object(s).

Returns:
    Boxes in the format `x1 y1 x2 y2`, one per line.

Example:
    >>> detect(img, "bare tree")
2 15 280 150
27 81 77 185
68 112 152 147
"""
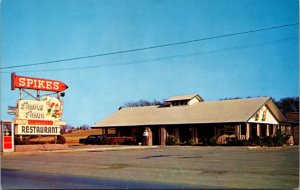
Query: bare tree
60 124 74 134
79 124 90 131
121 99 164 108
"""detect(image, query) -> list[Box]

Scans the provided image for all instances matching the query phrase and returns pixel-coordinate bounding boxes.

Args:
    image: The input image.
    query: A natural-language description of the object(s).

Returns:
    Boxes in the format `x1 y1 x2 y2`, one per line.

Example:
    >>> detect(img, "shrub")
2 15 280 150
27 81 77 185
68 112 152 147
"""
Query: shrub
14 137 28 145
187 139 194 145
208 137 217 146
57 135 66 144
249 136 261 146
166 135 176 145
272 131 285 146
243 130 291 147
199 138 211 145
227 139 249 146
261 136 273 147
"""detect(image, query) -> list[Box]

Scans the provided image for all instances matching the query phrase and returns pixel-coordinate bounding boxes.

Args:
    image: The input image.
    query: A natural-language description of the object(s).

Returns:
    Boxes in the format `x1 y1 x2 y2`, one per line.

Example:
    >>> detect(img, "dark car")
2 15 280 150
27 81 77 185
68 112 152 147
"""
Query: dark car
79 135 103 145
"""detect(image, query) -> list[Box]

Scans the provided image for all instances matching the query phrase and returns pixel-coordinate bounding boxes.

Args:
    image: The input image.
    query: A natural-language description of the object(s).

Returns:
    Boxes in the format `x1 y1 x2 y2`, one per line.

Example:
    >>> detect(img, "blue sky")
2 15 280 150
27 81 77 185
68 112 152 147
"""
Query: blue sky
1 0 299 127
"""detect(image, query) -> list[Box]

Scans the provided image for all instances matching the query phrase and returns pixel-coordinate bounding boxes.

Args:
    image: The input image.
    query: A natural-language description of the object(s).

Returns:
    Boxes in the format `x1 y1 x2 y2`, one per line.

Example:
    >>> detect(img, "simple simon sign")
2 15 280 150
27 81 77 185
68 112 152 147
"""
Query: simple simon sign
11 73 68 136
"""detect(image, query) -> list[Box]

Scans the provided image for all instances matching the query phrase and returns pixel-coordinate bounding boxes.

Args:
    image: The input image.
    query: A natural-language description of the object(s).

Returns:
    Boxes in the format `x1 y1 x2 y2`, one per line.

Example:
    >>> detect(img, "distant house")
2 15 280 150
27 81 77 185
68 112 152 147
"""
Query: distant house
93 94 293 145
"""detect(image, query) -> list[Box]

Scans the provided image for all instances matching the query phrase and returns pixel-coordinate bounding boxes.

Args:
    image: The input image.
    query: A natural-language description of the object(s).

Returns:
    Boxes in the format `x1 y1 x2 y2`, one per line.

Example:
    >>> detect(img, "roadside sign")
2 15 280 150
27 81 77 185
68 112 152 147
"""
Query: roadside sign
8 72 68 139
11 72 68 92
7 106 17 115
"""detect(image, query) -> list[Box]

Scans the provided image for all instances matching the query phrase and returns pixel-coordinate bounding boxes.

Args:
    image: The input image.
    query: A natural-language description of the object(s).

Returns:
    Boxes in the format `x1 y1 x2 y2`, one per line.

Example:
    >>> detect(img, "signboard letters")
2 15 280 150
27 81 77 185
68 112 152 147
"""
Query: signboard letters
16 125 60 135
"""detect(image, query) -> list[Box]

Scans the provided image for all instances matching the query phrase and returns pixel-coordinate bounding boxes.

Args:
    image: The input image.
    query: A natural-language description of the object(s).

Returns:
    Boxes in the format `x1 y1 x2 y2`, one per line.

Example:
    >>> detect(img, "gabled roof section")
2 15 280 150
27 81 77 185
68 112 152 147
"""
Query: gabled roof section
165 94 203 102
265 98 287 123
93 96 285 128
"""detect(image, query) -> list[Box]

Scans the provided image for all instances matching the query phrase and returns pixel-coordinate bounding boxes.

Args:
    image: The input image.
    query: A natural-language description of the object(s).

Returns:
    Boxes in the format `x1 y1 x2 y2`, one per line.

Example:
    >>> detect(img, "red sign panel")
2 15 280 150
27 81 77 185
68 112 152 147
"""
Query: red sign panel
28 120 54 125
11 72 68 92
3 137 12 149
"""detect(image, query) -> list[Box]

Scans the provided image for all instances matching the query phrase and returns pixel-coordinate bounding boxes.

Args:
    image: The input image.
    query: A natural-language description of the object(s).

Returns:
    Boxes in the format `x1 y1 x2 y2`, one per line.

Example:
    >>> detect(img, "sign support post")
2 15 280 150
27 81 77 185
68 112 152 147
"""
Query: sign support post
19 88 22 100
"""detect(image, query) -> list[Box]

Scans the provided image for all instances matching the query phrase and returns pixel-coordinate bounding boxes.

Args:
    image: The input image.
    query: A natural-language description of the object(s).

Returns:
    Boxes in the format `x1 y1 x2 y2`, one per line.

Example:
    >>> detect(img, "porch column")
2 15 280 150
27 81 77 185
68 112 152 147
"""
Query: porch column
145 127 152 146
236 124 241 140
257 124 261 137
174 127 180 144
246 123 250 140
160 126 167 146
192 127 198 144
266 124 270 136
272 125 277 136
104 128 108 135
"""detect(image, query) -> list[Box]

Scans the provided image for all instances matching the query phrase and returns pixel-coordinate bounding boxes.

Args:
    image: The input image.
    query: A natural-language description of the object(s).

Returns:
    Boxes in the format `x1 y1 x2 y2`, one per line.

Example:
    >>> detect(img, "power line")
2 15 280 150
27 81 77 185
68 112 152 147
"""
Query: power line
0 22 298 70
2 36 297 73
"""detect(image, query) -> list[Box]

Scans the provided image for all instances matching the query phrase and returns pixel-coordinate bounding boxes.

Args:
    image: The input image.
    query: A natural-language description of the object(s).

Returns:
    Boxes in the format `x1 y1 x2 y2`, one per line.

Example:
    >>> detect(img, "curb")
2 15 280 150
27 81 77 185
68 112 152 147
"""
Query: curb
1 145 161 156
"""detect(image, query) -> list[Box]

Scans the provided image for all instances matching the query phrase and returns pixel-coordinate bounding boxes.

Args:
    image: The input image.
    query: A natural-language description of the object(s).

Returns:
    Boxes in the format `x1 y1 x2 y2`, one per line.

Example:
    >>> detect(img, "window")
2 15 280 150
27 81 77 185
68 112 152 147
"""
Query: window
171 100 188 106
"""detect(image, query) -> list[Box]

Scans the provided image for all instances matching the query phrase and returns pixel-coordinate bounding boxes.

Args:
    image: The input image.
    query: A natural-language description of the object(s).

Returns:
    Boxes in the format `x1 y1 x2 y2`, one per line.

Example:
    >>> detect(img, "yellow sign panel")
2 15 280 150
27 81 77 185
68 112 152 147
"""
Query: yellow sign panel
17 97 63 120
15 98 65 135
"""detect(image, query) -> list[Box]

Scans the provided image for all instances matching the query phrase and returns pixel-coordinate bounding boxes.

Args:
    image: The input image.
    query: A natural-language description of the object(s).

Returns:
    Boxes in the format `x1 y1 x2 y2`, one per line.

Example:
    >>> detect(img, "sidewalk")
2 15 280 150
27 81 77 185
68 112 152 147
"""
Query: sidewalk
1 145 161 156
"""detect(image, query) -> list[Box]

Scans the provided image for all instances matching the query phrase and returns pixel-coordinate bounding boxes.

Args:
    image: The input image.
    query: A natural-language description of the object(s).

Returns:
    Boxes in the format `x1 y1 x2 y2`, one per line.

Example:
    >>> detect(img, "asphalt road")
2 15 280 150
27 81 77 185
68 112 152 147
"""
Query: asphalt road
1 168 204 189
1 146 299 189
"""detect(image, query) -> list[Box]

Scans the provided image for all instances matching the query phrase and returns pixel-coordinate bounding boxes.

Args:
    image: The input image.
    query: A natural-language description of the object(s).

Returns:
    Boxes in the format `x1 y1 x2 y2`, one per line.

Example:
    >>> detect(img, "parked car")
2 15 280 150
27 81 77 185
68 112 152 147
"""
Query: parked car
79 135 103 145
79 134 136 145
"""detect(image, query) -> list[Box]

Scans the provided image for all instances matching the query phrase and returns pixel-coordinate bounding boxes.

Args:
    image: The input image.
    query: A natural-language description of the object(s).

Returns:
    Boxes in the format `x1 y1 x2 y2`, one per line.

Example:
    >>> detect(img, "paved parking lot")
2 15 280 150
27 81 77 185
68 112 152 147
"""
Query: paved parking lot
1 146 299 189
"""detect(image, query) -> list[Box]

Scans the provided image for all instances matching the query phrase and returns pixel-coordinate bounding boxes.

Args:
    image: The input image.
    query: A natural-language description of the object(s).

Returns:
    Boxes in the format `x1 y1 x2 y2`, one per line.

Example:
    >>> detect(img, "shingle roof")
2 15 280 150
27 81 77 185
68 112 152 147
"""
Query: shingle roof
94 97 286 127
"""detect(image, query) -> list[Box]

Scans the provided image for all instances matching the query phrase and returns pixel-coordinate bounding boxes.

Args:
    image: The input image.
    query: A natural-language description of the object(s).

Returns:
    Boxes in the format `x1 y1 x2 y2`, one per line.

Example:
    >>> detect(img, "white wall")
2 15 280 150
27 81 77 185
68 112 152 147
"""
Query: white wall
188 97 201 106
248 105 278 124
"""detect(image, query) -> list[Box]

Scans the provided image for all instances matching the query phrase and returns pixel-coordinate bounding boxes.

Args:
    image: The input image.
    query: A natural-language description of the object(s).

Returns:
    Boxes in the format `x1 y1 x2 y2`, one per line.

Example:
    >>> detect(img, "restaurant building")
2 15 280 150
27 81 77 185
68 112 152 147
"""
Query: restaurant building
93 94 293 145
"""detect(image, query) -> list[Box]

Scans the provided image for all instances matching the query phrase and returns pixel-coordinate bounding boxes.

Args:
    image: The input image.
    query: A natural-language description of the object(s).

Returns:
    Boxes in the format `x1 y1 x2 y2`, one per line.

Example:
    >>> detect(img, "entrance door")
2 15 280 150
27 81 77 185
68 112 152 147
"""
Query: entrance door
179 127 192 144
151 127 160 145
261 124 267 137
251 124 257 137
